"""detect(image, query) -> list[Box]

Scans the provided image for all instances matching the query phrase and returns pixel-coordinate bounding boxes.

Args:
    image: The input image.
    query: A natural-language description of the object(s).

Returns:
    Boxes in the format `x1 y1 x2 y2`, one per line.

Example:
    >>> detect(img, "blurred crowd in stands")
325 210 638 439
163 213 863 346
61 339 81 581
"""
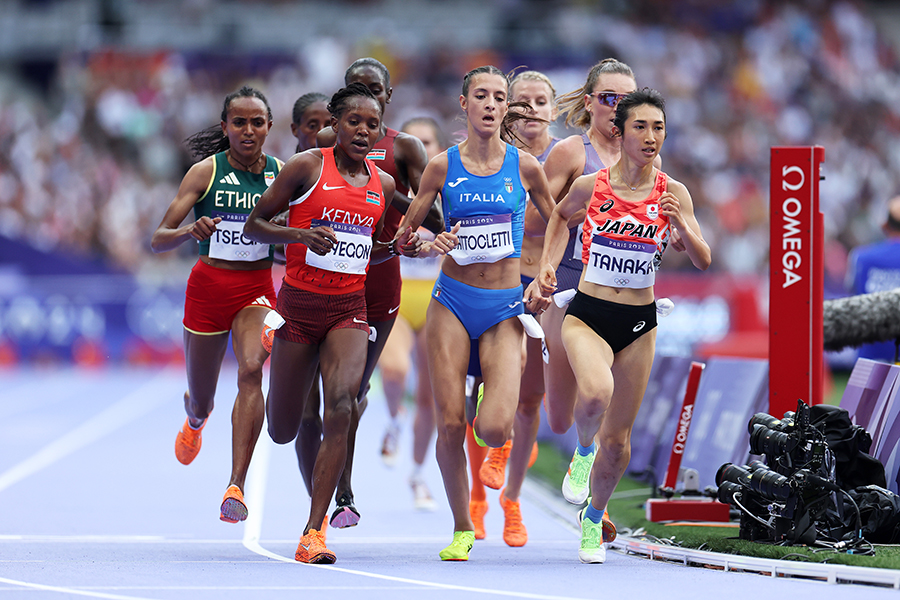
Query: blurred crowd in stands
1 0 897 296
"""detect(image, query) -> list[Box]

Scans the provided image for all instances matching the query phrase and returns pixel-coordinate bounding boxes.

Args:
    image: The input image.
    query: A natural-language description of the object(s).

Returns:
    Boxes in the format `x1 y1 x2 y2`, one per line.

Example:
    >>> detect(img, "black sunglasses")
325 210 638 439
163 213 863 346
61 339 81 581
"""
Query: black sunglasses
590 92 629 108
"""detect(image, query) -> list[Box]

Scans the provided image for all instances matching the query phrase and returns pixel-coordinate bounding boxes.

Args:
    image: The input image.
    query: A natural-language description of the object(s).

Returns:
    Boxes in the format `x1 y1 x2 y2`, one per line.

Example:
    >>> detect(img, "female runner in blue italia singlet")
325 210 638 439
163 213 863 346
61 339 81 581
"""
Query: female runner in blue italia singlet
392 66 555 562
473 69 562 548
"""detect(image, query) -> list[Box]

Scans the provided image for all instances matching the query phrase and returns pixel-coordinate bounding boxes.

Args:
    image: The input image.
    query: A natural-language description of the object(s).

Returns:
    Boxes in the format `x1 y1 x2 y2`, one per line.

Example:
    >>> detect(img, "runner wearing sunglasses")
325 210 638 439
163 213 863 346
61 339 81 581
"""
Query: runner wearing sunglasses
525 57 660 447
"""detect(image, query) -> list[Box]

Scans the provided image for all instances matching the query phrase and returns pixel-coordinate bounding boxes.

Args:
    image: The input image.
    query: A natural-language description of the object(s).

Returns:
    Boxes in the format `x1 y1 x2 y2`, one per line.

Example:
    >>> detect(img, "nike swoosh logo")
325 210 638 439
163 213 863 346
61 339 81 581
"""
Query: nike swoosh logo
353 317 367 324
633 321 646 332
508 301 521 309
447 177 468 188
323 183 345 190
388 306 399 314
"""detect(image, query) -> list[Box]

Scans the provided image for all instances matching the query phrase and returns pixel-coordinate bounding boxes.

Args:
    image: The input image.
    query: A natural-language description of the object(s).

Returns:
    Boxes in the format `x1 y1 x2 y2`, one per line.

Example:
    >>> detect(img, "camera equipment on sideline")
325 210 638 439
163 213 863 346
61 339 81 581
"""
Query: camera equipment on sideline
823 289 900 361
715 399 862 548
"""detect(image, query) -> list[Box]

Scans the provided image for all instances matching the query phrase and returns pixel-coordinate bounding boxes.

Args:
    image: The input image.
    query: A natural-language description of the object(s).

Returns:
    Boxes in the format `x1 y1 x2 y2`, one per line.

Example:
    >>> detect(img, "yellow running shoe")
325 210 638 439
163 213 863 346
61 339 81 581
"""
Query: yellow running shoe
472 384 487 447
295 529 336 564
469 499 488 540
577 504 616 564
499 488 527 547
175 415 206 465
562 446 594 504
479 439 511 490
439 530 475 561
219 485 248 523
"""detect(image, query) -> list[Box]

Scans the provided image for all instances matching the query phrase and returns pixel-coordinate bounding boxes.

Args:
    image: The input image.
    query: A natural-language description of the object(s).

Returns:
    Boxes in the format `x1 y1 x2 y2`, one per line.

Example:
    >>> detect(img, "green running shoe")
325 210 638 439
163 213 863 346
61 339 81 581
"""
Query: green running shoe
562 446 594 504
439 530 475 561
577 503 615 564
472 384 487 447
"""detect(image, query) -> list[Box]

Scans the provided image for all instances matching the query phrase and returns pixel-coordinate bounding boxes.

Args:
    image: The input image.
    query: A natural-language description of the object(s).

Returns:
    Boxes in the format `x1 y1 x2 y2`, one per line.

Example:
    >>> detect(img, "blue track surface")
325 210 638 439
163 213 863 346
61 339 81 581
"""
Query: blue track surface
0 366 894 599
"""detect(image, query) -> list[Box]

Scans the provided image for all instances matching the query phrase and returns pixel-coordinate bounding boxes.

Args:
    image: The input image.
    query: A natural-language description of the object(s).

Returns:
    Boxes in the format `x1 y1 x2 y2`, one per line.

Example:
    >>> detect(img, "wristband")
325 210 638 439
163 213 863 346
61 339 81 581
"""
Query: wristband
388 239 401 257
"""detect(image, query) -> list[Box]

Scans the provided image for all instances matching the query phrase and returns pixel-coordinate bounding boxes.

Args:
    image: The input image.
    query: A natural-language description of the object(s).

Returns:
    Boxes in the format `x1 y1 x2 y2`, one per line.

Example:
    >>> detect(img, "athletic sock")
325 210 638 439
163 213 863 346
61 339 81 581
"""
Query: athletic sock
576 441 595 457
584 502 606 524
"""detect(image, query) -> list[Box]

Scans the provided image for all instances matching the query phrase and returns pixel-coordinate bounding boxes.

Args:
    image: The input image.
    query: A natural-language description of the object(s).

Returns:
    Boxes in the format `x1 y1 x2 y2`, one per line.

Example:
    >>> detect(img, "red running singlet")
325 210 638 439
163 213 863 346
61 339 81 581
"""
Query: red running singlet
284 147 386 294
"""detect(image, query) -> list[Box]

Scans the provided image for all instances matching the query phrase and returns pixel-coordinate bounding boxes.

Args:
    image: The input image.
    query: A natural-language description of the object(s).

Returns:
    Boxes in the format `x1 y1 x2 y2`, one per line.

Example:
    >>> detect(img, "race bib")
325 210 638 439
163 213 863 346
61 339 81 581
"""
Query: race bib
448 213 514 266
304 219 373 275
584 235 657 289
208 212 269 261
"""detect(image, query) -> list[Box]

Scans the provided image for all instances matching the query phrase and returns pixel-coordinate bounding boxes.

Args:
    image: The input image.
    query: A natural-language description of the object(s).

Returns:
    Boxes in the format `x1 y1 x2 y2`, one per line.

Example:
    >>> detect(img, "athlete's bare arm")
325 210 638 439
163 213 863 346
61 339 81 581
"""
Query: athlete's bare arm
390 132 444 234
151 158 216 253
244 150 337 255
661 178 711 270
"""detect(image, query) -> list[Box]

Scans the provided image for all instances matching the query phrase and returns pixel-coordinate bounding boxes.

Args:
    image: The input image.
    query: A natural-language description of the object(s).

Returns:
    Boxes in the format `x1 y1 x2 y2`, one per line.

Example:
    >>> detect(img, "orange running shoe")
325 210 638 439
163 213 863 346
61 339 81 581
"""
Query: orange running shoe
469 499 488 540
321 514 329 542
220 485 248 523
175 416 206 465
479 439 512 490
295 529 336 564
499 488 527 547
528 441 539 469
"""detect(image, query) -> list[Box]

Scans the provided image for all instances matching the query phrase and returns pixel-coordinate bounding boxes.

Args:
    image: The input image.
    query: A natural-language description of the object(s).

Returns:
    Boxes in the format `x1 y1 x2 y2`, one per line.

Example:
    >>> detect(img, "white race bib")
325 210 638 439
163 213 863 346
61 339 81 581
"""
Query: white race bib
584 235 657 289
304 219 373 275
209 212 269 261
449 214 514 266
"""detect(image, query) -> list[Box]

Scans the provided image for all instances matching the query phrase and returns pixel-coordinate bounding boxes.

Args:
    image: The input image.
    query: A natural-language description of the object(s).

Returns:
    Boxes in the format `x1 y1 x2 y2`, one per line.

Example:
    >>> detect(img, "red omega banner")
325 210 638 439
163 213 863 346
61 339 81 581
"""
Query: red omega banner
768 146 825 416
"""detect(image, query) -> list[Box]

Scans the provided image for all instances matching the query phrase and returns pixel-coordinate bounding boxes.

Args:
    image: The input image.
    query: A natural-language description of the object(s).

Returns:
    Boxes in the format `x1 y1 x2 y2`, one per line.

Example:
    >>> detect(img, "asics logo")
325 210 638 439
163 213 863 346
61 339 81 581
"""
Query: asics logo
353 317 367 324
447 177 469 188
323 183 345 191
633 321 646 332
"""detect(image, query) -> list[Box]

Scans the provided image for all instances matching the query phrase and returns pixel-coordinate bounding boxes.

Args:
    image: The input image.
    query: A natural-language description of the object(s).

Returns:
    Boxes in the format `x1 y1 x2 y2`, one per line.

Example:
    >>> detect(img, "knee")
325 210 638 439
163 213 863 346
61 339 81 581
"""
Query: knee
380 360 409 385
577 381 613 417
322 396 353 437
475 420 511 449
268 421 296 445
598 431 630 462
547 416 571 436
236 358 265 389
437 418 467 445
299 414 322 433
516 395 542 421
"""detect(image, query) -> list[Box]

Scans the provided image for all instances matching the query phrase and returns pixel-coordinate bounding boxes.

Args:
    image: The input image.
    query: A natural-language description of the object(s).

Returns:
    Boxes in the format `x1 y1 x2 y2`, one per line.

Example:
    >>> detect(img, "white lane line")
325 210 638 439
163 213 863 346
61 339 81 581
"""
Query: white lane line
0 372 171 493
0 576 157 600
240 424 591 600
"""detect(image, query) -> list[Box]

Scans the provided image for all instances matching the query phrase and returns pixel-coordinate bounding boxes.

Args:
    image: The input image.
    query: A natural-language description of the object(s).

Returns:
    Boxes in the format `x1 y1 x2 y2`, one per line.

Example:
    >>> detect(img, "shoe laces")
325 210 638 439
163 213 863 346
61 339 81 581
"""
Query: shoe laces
502 498 524 533
580 517 603 549
485 441 511 471
569 453 592 486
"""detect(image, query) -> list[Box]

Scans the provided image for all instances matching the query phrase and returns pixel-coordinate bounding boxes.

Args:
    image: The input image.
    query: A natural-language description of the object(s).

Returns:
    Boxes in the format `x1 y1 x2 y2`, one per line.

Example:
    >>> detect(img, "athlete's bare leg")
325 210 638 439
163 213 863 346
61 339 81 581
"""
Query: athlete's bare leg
226 305 269 490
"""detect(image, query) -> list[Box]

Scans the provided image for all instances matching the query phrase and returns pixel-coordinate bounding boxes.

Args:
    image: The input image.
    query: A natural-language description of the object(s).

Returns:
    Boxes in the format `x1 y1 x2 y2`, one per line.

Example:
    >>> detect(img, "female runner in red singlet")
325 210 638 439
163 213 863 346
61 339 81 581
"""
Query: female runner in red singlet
244 83 417 565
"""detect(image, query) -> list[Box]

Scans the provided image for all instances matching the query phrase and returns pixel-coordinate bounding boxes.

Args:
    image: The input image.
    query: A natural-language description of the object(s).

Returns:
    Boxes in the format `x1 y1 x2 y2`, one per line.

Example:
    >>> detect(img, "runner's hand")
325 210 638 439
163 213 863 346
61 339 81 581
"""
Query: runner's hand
431 222 461 255
189 216 221 242
301 226 338 255
524 279 551 314
537 262 558 297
